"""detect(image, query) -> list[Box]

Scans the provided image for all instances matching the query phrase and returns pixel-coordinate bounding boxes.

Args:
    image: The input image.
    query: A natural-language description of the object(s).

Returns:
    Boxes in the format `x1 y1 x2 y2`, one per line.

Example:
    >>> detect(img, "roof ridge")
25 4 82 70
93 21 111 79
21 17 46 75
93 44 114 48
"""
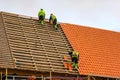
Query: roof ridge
0 11 49 22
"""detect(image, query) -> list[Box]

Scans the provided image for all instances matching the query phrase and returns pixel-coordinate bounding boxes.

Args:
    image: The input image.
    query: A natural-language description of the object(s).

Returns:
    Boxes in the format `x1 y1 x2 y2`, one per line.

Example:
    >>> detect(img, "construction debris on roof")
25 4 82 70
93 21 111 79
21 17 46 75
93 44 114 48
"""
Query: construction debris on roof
60 23 120 78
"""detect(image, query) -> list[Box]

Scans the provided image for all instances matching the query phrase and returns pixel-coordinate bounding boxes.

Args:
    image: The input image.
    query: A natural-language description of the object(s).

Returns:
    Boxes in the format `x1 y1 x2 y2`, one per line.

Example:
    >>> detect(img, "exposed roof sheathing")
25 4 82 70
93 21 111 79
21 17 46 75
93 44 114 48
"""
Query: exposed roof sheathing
60 23 120 78
0 12 78 75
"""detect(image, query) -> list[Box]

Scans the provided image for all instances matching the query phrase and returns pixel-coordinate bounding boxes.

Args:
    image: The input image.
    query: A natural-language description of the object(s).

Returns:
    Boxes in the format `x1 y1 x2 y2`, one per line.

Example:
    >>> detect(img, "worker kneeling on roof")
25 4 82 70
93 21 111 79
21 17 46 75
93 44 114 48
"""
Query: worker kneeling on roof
38 9 46 25
49 13 58 30
69 50 79 69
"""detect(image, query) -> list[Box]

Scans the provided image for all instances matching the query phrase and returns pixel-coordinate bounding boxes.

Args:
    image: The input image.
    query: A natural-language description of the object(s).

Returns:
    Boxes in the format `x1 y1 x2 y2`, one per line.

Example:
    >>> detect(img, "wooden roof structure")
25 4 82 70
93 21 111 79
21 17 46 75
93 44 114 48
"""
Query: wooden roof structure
0 12 78 76
1 11 120 79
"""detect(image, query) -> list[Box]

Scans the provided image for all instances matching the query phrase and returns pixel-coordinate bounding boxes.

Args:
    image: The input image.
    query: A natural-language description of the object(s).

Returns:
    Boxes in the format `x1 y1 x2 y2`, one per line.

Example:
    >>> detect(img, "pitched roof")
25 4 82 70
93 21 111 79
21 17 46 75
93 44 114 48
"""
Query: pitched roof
60 23 120 78
0 12 78 75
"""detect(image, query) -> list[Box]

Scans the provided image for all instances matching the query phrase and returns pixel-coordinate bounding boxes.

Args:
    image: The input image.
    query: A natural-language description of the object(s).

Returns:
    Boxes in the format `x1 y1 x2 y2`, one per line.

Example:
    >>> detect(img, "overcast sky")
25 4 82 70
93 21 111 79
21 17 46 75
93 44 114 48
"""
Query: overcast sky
0 0 120 32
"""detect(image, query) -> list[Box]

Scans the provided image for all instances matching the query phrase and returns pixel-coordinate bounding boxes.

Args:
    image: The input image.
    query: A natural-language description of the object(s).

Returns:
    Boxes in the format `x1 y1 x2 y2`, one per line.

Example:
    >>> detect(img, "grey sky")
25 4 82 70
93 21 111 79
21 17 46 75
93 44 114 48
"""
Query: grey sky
0 0 120 32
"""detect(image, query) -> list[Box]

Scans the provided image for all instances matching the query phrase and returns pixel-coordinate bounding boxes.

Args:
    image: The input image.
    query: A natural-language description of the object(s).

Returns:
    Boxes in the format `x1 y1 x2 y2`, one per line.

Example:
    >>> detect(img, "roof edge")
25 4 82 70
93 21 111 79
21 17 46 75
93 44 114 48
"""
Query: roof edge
89 73 120 79
0 11 49 22
60 23 120 33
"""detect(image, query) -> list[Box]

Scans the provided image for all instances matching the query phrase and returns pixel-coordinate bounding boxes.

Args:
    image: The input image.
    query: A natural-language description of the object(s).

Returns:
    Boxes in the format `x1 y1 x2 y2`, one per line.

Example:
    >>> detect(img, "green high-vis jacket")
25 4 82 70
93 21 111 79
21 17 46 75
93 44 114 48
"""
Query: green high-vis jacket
51 15 56 21
72 51 79 58
38 9 46 17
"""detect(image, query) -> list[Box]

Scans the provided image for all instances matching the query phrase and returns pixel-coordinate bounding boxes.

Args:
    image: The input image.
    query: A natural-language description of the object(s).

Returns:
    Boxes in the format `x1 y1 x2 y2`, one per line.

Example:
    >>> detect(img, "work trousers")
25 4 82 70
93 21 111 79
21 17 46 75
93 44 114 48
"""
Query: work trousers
53 18 57 25
39 15 45 21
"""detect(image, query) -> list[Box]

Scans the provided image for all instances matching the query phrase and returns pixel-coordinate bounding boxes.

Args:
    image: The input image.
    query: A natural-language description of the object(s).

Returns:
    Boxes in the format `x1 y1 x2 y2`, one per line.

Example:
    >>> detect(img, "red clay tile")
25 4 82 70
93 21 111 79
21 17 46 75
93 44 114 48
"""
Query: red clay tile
60 23 120 78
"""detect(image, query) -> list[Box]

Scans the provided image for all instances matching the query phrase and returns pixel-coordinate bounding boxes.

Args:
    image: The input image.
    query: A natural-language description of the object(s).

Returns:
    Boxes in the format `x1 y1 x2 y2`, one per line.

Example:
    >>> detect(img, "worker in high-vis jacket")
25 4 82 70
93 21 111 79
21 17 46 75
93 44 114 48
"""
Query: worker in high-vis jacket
69 51 79 69
49 13 58 29
38 9 46 24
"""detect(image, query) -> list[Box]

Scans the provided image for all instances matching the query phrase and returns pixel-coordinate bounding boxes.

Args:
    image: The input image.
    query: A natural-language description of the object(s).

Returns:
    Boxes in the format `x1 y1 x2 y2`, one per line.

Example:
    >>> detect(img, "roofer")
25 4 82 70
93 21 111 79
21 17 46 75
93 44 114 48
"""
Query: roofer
49 13 58 30
69 51 79 69
38 9 46 25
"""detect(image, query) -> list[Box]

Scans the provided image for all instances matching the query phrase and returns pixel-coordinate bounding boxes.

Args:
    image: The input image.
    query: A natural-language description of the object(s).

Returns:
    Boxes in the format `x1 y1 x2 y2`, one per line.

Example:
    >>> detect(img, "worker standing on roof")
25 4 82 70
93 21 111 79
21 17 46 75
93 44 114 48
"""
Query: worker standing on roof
38 9 46 25
49 13 58 30
69 51 79 69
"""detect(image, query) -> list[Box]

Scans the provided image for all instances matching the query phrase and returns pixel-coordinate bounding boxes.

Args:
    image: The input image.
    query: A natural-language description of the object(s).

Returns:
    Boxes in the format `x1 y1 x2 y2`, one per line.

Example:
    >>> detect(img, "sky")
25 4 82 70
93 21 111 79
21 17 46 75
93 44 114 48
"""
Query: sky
0 0 120 32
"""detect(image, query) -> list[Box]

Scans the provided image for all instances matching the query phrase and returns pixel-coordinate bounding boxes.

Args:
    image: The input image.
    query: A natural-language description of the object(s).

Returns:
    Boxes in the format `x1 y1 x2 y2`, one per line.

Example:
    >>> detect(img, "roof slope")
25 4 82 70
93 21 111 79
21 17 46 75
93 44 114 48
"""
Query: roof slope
0 12 14 68
60 23 120 78
0 12 78 75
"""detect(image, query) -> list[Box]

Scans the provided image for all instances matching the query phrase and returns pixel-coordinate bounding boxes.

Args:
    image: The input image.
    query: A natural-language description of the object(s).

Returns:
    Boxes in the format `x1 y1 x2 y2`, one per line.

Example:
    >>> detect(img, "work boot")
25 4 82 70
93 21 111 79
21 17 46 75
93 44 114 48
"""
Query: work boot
71 62 75 68
75 64 78 69
53 24 58 30
40 21 44 25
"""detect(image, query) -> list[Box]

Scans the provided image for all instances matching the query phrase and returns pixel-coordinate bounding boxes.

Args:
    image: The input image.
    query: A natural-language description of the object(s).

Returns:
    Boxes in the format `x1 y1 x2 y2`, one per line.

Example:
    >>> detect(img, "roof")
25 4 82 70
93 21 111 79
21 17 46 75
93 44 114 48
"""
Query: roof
0 12 78 75
60 23 120 78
